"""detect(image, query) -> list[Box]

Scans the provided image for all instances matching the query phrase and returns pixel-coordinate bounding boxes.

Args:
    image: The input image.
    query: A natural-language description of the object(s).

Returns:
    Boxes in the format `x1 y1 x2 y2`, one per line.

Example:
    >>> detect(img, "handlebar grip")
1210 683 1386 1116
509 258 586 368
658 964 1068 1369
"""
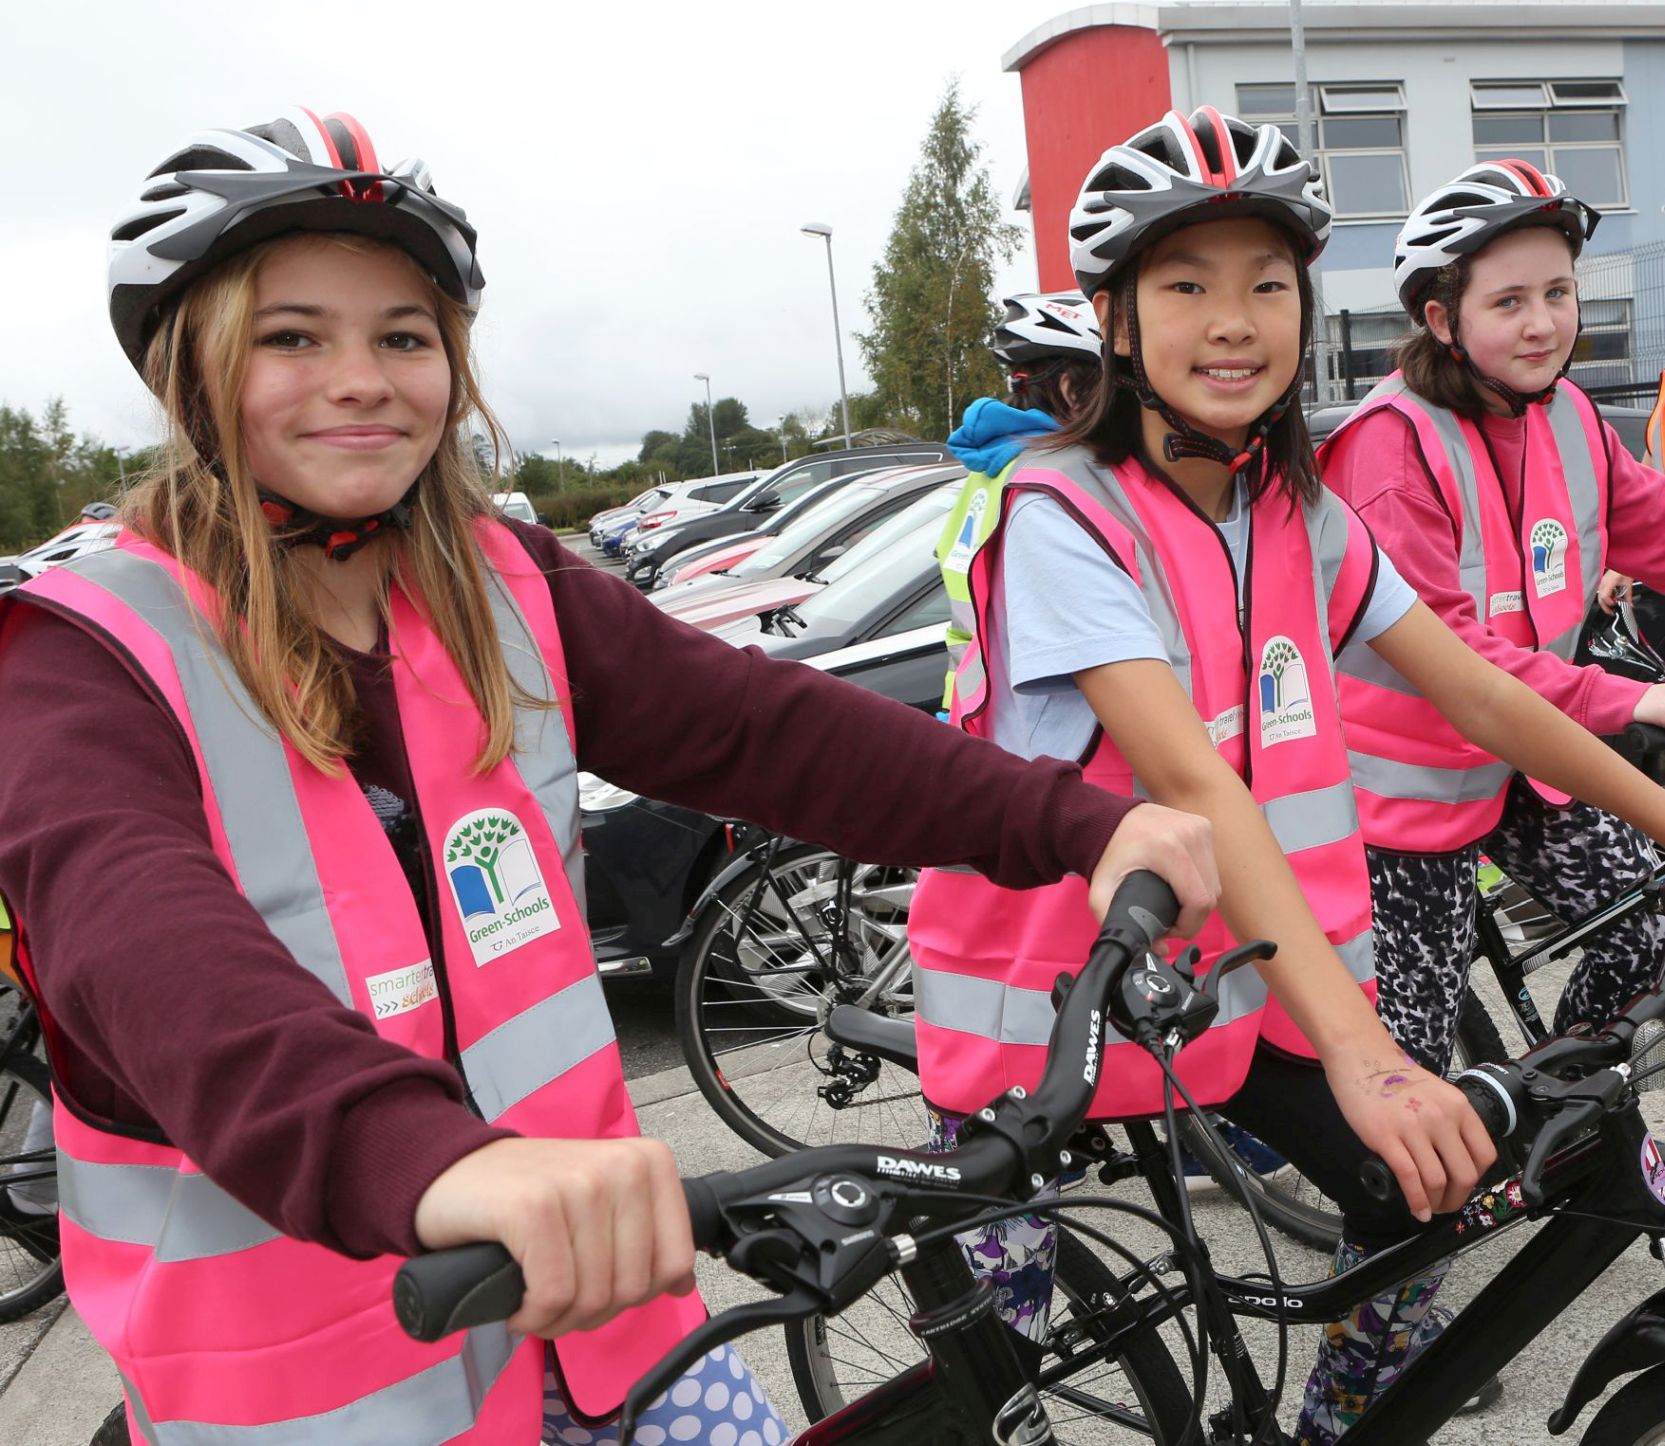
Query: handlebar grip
393 1242 523 1343
1100 870 1181 954
1620 722 1665 781
1357 1067 1519 1206
684 1174 726 1251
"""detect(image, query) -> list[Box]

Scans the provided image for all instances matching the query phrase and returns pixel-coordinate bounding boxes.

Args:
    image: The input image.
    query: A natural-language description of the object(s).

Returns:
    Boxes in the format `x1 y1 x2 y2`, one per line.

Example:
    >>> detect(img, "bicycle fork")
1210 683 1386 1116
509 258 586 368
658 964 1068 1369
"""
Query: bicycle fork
1122 1120 1285 1443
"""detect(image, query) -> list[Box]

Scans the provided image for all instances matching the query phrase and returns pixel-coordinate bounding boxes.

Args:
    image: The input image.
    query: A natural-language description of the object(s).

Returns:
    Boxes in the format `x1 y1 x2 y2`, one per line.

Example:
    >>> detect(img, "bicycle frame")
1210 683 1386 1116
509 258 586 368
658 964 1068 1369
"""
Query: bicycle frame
786 1083 1665 1443
1474 857 1665 1047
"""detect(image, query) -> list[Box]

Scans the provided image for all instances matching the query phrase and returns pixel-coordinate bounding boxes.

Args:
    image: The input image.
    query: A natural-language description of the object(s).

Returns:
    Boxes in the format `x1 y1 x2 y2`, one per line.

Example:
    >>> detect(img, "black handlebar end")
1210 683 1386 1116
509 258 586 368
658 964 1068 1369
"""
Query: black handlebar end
1101 870 1181 954
394 1242 524 1343
684 1174 728 1252
1358 1158 1397 1205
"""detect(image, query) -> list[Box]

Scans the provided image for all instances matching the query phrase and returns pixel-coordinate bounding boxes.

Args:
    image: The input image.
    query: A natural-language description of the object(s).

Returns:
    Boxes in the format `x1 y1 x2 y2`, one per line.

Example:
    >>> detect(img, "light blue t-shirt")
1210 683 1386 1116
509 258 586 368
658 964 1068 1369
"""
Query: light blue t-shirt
987 481 1417 762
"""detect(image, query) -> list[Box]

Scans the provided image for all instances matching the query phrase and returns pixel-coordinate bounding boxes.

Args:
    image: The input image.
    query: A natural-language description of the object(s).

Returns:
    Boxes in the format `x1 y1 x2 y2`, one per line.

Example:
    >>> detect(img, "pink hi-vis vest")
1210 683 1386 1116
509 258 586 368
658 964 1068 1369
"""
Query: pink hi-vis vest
1322 374 1610 851
909 448 1377 1119
5 523 703 1442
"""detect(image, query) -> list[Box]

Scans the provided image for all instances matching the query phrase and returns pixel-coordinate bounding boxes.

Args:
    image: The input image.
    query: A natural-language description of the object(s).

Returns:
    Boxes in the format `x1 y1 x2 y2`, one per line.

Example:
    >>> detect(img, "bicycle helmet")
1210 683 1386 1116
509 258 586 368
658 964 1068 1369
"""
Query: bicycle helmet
1394 160 1597 320
990 292 1101 368
108 107 483 375
1395 160 1598 417
1068 106 1331 300
1067 107 1331 474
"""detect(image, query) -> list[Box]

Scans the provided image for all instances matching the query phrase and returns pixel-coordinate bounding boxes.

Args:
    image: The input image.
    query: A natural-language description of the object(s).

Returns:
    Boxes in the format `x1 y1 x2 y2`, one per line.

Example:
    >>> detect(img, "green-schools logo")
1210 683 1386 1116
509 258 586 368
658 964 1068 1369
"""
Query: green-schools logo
1530 519 1569 598
1257 635 1316 747
444 809 560 966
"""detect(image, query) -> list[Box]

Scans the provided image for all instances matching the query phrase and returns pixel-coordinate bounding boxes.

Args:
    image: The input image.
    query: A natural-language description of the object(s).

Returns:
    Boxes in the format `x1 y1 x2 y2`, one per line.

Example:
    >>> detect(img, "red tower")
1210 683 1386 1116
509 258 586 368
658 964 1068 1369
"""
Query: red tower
1005 14 1174 290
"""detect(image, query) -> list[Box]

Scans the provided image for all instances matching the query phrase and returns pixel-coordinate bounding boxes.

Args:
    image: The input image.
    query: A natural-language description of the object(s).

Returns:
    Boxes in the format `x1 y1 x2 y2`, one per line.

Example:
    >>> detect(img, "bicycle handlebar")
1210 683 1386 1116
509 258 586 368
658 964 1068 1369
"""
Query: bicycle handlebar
394 870 1181 1345
1617 721 1665 783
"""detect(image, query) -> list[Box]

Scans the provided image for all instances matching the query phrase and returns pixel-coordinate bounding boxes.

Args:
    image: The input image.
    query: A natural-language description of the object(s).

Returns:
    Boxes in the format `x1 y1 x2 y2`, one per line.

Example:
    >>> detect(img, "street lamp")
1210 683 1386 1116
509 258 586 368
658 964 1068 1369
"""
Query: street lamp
775 415 789 464
800 222 853 450
550 437 564 490
693 372 719 476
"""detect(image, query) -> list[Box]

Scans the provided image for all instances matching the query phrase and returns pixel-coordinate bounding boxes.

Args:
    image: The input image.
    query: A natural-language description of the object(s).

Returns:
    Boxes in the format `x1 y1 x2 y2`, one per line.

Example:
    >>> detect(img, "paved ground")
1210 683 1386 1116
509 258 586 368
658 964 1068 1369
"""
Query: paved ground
7 994 1665 1444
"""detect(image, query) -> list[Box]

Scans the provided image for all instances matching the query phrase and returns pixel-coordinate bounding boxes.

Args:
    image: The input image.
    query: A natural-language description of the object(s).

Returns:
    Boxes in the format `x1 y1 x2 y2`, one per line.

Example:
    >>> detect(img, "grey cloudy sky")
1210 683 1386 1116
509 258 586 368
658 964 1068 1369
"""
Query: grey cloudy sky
5 0 1088 469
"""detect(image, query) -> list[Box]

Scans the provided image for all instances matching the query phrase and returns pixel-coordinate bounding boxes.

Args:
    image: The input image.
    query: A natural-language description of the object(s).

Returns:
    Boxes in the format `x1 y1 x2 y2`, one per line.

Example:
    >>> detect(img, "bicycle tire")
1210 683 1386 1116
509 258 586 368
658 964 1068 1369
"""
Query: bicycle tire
1578 1362 1665 1444
1175 1113 1342 1253
674 844 929 1157
89 1403 129 1446
1452 985 1511 1070
786 1230 1193 1443
0 1048 63 1323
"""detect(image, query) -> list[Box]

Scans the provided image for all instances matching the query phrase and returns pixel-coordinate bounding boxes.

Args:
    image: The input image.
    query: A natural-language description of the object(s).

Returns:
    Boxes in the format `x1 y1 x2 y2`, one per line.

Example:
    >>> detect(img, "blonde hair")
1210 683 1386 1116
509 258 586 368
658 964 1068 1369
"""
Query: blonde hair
122 233 530 774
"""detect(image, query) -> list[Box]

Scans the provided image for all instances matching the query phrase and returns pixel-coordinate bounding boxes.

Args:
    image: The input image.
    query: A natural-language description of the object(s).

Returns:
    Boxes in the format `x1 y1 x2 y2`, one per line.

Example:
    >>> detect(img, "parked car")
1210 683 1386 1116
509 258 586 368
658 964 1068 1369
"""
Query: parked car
589 486 662 537
623 442 950 589
491 491 539 525
598 473 759 555
0 521 120 595
653 465 962 630
581 548 953 980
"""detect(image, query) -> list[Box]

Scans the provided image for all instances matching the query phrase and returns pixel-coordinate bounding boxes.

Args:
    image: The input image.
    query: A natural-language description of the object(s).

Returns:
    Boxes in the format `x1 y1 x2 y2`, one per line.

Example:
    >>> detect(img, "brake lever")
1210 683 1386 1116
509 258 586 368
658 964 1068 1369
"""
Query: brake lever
618 1287 825 1445
1520 1097 1606 1206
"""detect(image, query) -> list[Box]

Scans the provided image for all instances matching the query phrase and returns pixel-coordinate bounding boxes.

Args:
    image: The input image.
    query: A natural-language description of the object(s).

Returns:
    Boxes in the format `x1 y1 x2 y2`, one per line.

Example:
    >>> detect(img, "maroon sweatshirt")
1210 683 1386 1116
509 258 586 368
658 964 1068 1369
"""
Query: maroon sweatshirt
0 524 1136 1260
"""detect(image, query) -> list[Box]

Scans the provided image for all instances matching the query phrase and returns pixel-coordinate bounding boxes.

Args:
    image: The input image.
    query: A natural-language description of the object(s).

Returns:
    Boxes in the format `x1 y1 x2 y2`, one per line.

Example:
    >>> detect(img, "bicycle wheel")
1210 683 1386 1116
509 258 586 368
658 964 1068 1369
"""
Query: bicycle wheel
0 1048 63 1323
1175 1113 1342 1253
1579 1362 1665 1444
787 1231 1192 1443
675 844 930 1156
1451 985 1510 1070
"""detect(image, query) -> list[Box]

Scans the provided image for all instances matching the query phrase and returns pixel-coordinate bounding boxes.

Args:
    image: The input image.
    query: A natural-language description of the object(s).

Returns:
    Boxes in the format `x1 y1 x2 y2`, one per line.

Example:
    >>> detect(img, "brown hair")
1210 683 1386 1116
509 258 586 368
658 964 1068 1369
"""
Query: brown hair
1048 245 1322 506
1392 257 1485 416
122 233 532 775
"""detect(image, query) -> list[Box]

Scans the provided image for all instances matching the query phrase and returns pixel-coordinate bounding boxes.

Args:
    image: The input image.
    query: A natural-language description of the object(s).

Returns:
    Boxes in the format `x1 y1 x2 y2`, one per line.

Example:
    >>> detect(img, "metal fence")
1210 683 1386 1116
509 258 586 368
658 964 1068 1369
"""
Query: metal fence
1320 240 1665 407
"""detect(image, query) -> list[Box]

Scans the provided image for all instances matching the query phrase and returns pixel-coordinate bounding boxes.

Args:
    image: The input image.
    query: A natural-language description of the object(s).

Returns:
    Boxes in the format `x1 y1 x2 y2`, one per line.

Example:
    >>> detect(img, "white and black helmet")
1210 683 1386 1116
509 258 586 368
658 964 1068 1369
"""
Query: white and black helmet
990 292 1101 368
108 107 484 373
1394 159 1597 318
1069 106 1332 298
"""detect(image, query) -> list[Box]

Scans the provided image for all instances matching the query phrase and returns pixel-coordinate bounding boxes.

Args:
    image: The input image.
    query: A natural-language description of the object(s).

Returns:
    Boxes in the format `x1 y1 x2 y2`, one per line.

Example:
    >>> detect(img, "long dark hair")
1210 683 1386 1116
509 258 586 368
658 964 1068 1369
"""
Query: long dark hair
1046 243 1321 507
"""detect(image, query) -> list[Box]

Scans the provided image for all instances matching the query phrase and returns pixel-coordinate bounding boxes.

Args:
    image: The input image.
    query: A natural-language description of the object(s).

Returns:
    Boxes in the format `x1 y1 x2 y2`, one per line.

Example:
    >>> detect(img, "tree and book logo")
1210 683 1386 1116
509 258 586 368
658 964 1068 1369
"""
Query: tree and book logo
443 809 560 965
1530 519 1569 598
1257 635 1316 747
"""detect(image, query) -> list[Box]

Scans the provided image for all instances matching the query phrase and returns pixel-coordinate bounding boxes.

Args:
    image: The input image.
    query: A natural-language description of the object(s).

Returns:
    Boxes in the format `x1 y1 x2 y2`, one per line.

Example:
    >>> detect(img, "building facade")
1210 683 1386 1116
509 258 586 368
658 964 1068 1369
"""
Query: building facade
1005 1 1665 393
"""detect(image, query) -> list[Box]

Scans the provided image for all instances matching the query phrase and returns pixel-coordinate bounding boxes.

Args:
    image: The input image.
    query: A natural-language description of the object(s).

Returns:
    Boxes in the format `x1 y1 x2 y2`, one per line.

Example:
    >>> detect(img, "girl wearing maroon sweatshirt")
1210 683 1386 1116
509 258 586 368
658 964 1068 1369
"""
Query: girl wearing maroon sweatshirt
0 109 1219 1443
1321 162 1665 1080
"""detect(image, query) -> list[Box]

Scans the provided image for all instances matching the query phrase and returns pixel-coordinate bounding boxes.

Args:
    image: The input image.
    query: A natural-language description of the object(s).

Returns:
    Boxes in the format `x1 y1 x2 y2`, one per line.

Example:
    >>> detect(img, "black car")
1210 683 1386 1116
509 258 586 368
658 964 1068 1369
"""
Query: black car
623 441 950 588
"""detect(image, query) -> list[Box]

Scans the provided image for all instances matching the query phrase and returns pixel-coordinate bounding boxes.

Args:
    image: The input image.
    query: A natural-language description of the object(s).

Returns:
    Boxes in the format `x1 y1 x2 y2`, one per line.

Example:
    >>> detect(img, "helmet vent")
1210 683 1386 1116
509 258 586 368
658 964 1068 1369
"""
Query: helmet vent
112 210 184 243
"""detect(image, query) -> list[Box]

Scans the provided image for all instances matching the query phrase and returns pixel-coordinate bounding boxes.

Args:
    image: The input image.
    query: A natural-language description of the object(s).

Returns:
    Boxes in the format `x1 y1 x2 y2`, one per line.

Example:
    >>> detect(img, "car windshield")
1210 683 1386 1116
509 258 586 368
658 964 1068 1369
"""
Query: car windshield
818 483 957 585
787 491 950 634
729 483 887 579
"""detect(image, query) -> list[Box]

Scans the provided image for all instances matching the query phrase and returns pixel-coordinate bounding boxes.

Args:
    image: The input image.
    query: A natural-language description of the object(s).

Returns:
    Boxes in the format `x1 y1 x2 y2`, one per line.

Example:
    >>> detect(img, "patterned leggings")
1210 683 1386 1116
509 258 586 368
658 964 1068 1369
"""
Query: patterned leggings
542 1343 786 1446
1368 775 1665 1075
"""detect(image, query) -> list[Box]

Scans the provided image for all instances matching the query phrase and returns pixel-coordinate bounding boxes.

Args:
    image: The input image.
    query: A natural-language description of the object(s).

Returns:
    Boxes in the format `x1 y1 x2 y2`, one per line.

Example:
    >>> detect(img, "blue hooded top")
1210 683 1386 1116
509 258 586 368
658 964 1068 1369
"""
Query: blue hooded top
946 397 1059 478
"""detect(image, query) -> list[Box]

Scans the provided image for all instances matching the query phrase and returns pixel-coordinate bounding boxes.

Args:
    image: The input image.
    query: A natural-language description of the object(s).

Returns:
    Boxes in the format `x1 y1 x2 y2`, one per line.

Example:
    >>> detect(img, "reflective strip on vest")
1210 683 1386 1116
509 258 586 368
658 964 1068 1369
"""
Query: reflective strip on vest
484 568 586 911
1348 749 1515 803
58 1155 280 1263
915 955 1267 1046
118 1325 517 1445
64 549 352 1003
1261 779 1360 854
460 972 614 1121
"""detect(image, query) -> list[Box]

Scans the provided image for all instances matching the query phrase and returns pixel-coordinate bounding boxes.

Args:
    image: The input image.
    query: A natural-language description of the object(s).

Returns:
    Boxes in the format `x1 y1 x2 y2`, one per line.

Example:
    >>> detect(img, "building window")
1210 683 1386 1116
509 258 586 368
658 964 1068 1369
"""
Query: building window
1470 80 1627 209
1237 83 1410 220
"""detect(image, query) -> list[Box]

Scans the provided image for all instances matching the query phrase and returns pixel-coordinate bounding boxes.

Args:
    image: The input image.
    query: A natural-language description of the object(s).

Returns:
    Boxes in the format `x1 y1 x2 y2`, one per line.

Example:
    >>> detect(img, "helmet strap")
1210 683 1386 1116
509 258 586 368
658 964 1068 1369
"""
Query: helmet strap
1444 305 1579 418
1119 265 1286 477
257 485 418 562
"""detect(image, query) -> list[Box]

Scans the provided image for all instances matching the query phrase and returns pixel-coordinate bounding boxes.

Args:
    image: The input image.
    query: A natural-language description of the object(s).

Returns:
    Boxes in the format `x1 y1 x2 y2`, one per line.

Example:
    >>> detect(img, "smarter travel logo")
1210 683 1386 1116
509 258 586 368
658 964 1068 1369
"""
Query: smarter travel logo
443 809 560 965
1530 518 1569 598
1257 635 1316 747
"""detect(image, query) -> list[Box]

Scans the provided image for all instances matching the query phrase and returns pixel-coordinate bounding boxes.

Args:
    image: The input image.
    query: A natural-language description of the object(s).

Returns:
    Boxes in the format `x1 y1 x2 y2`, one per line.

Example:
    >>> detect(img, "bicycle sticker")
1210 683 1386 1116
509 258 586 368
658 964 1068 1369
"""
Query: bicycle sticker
1640 1136 1665 1206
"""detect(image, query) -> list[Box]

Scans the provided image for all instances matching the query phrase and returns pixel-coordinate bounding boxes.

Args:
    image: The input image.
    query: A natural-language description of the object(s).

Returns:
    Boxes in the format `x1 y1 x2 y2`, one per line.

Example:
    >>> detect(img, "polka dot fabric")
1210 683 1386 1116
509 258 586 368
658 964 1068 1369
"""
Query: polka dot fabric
542 1344 786 1446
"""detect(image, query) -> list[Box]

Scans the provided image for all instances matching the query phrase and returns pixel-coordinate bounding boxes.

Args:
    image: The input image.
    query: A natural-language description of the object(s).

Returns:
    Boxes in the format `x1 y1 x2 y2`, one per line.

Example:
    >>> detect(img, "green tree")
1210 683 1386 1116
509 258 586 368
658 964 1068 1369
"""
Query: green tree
858 80 1022 441
638 429 678 465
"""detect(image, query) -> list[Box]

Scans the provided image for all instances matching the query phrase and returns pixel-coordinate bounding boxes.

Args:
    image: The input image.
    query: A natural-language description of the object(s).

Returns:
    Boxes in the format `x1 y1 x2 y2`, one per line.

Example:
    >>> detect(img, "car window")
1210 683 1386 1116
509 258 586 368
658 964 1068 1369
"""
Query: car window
790 523 938 635
732 485 885 578
820 484 958 585
503 498 537 524
878 582 951 636
709 478 753 502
